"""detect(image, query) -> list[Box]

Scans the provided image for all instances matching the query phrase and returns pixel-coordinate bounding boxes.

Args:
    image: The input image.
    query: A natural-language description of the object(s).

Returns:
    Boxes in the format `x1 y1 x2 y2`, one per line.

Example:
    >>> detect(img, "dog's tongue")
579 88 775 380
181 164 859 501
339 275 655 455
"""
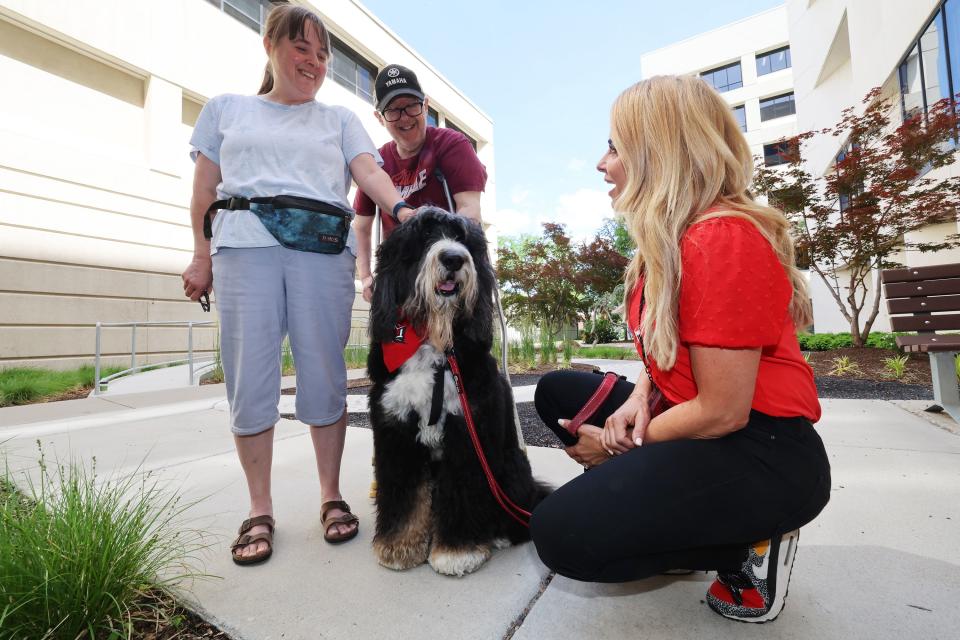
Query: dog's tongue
438 281 456 292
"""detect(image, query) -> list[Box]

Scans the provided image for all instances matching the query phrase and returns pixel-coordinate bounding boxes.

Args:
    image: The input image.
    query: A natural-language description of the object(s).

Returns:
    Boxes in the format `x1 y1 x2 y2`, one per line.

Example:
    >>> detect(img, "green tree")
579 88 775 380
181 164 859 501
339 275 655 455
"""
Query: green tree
497 223 583 338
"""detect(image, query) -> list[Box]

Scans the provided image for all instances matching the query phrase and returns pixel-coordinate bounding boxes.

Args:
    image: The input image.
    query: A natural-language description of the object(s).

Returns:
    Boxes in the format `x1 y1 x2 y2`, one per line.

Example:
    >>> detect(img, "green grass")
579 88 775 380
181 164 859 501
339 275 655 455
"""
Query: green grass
0 366 124 407
574 345 641 360
0 453 208 640
344 344 369 369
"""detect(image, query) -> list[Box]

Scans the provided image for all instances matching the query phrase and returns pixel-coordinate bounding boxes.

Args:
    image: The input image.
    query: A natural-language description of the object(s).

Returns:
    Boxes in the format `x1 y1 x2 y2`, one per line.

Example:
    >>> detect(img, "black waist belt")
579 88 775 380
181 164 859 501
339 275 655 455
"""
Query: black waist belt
204 195 352 255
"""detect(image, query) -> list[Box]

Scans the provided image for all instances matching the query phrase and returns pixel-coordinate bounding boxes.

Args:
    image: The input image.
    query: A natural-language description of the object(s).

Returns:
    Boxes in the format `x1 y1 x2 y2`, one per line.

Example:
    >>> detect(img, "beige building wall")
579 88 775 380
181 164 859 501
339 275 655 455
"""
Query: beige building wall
787 0 960 333
0 0 495 370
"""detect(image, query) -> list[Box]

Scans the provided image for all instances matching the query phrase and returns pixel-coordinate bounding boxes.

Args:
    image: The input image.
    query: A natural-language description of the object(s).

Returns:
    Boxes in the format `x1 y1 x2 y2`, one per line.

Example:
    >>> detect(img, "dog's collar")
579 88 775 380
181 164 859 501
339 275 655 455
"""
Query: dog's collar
383 318 424 373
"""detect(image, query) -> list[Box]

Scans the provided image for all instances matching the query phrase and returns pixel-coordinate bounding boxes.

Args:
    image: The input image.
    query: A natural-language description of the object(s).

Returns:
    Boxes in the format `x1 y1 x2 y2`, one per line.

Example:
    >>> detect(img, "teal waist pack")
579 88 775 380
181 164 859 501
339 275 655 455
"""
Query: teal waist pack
203 195 351 254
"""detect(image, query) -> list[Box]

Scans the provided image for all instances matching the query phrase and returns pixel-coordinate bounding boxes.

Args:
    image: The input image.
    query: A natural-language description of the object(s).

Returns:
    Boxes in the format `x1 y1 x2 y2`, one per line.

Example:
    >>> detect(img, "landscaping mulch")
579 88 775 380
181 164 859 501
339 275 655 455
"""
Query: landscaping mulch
805 347 932 387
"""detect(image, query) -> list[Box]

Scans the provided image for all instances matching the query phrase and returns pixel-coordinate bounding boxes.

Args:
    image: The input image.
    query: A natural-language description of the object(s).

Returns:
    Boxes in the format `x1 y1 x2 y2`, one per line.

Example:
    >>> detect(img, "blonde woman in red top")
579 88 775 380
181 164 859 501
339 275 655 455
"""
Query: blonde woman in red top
531 75 831 623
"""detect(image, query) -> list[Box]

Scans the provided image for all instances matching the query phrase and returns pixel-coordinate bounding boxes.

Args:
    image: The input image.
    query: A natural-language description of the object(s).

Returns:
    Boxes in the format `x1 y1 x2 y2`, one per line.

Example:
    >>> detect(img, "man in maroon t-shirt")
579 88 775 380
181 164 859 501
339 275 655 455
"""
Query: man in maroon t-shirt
353 64 488 302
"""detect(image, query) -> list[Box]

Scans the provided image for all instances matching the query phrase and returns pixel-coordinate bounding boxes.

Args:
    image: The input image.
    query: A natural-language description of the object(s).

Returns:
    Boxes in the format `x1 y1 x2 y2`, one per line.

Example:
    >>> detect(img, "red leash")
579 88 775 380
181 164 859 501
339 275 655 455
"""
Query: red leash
446 352 532 528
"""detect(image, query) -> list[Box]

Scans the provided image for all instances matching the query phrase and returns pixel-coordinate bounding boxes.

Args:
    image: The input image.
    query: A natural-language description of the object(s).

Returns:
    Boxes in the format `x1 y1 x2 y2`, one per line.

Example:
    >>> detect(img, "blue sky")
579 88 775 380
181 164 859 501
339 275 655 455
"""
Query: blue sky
361 0 784 240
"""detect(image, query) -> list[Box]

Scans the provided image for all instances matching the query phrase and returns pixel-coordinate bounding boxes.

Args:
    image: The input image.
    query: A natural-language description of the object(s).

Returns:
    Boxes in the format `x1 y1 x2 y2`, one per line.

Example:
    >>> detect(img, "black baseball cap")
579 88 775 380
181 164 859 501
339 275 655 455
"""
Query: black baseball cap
375 64 425 112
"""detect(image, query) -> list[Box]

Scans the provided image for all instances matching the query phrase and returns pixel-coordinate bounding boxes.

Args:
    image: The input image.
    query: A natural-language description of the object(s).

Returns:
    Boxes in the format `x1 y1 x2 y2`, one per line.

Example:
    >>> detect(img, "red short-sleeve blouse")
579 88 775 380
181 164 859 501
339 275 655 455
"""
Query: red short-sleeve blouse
627 215 821 423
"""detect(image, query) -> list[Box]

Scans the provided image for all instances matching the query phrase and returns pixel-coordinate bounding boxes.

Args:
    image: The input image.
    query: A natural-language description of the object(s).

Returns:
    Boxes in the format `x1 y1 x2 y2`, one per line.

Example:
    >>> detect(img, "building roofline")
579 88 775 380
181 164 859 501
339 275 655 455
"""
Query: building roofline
640 3 786 60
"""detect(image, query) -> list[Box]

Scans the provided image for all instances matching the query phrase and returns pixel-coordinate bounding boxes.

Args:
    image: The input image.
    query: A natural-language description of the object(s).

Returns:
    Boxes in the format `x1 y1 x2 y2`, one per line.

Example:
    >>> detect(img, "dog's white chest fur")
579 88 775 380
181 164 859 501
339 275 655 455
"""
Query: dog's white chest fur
381 345 462 456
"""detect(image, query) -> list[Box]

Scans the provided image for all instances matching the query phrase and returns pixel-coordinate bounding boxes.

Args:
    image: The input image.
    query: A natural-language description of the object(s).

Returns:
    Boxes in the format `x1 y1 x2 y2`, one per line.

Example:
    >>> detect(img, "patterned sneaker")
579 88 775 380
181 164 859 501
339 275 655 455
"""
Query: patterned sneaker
706 529 799 623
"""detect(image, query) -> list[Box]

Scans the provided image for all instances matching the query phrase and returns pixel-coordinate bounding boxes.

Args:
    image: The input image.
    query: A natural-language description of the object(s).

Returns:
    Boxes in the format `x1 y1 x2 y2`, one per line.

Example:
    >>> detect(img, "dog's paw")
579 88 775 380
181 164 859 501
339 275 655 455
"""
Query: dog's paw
374 537 430 571
428 544 491 577
491 537 511 550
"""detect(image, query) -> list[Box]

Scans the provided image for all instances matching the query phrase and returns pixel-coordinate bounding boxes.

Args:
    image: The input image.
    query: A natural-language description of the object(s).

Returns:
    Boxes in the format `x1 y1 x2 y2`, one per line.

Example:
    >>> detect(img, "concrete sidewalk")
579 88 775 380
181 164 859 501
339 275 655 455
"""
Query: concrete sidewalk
1 362 959 639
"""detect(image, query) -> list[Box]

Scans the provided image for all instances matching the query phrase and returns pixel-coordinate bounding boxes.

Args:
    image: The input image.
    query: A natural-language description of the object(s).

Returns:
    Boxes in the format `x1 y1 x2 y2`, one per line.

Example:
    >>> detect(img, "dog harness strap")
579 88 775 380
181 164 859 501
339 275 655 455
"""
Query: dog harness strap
446 352 532 528
566 371 620 437
427 364 445 426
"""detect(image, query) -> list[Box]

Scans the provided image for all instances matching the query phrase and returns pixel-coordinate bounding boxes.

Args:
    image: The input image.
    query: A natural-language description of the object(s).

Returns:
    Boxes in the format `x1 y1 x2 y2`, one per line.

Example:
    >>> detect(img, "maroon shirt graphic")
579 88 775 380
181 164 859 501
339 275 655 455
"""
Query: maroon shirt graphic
354 127 487 238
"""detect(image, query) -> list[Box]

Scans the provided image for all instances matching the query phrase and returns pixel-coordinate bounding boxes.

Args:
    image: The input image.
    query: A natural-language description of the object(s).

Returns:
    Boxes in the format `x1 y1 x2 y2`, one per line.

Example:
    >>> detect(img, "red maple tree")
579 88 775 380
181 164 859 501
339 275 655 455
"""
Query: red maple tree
753 88 960 346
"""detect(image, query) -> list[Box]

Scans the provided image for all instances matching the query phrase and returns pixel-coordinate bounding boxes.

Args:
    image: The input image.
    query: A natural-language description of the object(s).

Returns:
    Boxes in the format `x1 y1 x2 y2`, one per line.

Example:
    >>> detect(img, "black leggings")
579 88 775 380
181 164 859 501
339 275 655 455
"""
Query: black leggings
531 370 831 583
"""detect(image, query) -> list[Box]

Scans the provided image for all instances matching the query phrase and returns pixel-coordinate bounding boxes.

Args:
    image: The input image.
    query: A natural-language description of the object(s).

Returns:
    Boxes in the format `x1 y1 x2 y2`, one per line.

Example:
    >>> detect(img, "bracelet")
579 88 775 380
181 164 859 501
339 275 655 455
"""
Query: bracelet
391 200 411 223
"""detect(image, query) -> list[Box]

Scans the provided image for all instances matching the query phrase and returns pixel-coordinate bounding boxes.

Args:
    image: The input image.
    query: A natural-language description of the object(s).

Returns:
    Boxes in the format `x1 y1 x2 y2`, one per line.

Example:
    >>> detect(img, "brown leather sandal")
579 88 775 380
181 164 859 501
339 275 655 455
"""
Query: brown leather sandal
231 515 275 565
321 500 359 544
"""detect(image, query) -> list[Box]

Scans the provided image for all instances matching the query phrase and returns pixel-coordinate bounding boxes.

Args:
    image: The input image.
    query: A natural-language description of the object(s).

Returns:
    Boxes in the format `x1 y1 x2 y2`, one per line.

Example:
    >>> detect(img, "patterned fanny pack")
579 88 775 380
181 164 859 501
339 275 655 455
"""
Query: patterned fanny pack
203 195 351 254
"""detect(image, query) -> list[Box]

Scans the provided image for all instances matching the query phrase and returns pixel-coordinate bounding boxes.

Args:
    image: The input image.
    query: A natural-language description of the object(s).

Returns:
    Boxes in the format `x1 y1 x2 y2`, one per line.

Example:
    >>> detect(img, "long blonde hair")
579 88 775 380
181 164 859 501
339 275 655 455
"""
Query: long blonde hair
613 75 811 370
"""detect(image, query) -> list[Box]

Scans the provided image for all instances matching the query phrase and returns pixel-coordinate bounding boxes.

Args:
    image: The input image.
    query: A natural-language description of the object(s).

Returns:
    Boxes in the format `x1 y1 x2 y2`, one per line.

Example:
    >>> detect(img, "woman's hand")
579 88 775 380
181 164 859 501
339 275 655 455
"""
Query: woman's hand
182 256 213 302
559 424 613 468
361 274 374 303
602 394 651 454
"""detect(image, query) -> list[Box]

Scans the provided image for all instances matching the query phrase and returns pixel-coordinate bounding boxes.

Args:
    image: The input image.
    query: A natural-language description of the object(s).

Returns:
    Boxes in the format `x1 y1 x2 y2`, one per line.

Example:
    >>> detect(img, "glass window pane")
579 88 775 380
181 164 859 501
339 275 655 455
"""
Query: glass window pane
764 142 791 166
760 93 795 121
727 62 742 84
427 108 439 127
899 44 924 118
756 47 790 76
945 0 960 102
224 0 260 20
921 11 947 105
701 62 741 92
757 55 770 76
223 4 259 31
732 105 747 132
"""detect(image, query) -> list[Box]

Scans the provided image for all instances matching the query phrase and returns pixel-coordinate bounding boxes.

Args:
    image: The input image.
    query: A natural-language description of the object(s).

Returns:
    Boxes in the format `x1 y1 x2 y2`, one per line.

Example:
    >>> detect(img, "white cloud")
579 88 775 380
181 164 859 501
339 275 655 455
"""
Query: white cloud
567 158 586 172
554 188 614 241
485 206 540 238
488 187 613 242
510 188 530 205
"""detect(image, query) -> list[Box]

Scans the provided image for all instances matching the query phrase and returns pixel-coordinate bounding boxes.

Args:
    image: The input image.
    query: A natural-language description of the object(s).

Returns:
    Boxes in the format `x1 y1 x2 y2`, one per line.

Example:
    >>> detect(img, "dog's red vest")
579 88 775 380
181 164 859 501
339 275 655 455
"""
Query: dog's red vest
382 319 425 372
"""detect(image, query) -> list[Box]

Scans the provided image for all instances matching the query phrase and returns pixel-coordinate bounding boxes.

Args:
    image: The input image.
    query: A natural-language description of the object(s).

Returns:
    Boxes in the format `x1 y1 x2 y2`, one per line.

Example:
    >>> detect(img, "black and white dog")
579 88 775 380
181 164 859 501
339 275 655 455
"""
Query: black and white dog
367 207 550 577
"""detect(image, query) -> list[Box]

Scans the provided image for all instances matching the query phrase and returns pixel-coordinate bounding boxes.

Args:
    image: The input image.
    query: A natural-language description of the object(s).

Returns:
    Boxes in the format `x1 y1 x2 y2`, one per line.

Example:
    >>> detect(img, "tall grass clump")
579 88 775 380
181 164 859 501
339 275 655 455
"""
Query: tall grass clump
539 324 557 365
519 327 538 369
562 339 574 366
0 452 207 640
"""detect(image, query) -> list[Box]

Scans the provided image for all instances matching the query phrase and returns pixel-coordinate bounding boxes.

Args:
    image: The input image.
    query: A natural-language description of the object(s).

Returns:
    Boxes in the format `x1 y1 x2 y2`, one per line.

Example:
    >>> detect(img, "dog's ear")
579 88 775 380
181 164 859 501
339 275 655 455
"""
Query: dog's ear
461 222 497 344
369 235 405 343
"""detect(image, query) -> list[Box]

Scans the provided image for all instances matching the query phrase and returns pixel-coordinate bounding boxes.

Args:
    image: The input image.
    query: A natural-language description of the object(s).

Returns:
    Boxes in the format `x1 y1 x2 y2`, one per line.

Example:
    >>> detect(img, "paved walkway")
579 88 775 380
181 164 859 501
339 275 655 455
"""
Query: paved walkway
2 360 959 639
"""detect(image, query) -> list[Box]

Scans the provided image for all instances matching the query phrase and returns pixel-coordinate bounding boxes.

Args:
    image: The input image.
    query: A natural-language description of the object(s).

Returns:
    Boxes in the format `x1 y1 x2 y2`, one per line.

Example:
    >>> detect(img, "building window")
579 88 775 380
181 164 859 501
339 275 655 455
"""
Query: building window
898 3 955 121
835 143 863 212
205 0 277 33
700 62 743 93
756 46 791 76
732 105 747 132
329 35 377 104
445 120 477 151
763 141 793 167
759 92 796 121
427 107 439 127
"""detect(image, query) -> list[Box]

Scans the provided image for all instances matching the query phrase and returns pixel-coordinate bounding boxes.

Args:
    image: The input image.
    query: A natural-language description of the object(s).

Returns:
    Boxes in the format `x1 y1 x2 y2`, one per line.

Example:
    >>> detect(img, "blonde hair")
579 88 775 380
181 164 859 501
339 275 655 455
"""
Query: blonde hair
612 75 811 370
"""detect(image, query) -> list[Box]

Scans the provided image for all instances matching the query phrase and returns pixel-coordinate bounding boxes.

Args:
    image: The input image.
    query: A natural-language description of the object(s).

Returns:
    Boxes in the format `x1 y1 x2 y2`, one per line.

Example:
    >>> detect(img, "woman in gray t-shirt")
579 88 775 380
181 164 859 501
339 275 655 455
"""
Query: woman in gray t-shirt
181 4 414 566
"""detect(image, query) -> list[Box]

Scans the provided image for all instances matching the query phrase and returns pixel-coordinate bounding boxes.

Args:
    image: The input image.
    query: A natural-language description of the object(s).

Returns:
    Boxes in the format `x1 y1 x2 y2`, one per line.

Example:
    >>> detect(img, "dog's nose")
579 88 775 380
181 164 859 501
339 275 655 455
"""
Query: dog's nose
440 252 464 272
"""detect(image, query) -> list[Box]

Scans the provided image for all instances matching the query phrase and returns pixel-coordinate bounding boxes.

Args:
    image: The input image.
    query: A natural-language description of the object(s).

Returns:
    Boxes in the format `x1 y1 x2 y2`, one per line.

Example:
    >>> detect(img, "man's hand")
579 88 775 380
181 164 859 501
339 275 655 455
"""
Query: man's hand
182 256 213 302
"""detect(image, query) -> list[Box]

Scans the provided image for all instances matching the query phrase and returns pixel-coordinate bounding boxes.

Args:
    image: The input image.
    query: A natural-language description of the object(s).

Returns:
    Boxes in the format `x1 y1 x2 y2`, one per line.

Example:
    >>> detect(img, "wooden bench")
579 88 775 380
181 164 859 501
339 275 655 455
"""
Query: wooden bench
881 262 960 422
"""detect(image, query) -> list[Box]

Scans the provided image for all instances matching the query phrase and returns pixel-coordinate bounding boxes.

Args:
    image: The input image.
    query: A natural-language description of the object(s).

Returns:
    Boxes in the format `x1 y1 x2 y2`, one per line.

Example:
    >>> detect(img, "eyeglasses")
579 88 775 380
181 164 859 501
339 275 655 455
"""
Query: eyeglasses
382 101 424 122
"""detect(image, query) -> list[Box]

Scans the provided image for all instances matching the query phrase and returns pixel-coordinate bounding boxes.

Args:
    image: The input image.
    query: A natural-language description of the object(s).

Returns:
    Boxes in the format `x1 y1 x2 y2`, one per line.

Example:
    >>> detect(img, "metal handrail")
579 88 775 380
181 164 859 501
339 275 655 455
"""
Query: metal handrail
93 320 217 395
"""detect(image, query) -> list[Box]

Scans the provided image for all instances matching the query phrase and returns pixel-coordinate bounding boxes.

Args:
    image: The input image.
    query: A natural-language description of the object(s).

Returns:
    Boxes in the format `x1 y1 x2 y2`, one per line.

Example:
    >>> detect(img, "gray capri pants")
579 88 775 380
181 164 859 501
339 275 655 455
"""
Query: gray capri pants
212 246 356 435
